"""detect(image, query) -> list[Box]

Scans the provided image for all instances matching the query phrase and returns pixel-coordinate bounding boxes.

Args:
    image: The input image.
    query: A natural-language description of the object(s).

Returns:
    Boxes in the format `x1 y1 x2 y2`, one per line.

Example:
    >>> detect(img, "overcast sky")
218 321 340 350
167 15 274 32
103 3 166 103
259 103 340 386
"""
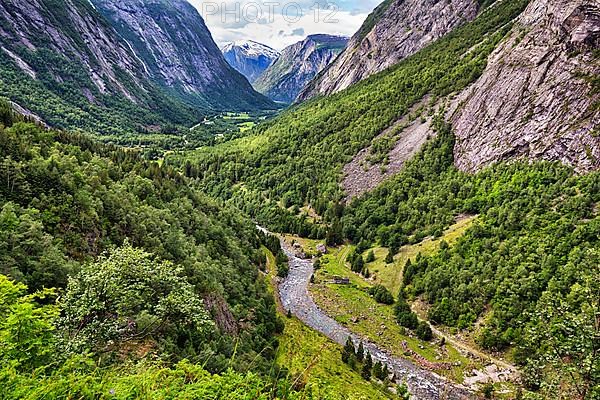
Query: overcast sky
189 0 381 50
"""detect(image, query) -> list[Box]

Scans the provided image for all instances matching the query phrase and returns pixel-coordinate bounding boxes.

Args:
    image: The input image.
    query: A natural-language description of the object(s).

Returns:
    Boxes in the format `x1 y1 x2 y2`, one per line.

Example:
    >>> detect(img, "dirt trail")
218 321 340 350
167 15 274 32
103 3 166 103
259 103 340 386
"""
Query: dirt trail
276 235 477 400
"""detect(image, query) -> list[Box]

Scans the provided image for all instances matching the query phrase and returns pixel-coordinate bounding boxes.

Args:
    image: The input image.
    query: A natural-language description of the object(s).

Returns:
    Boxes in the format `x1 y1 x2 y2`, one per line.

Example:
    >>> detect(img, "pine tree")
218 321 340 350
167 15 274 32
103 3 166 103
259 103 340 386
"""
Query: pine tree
364 352 373 370
356 341 364 361
373 361 384 381
366 250 375 263
342 336 355 364
385 249 394 264
361 352 372 380
352 255 364 273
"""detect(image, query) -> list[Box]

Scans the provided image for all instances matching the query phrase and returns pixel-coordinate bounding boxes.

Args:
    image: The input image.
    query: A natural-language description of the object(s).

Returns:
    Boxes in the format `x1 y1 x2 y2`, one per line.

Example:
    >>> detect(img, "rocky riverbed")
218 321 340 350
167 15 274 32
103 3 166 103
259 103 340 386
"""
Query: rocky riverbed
277 237 477 400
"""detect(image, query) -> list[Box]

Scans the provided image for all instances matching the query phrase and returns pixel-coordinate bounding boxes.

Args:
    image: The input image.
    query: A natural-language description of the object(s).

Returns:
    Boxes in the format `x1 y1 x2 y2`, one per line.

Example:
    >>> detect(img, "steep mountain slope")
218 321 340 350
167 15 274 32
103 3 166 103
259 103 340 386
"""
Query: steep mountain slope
452 0 600 173
0 0 199 135
0 104 281 375
91 0 274 111
174 0 599 395
297 0 479 101
176 0 528 233
254 35 348 104
221 40 280 83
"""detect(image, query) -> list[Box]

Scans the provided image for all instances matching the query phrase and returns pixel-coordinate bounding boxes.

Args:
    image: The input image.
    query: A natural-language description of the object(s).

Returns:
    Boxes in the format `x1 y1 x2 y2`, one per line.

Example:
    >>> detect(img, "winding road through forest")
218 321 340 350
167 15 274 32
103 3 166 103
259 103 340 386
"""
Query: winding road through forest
276 237 477 400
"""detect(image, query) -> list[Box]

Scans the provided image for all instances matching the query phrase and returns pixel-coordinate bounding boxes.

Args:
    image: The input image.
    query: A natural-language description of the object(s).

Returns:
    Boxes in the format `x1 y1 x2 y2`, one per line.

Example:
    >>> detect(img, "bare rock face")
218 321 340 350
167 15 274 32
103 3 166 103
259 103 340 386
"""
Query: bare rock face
221 40 280 83
452 0 600 173
254 34 348 104
297 0 479 101
90 0 274 110
0 0 148 101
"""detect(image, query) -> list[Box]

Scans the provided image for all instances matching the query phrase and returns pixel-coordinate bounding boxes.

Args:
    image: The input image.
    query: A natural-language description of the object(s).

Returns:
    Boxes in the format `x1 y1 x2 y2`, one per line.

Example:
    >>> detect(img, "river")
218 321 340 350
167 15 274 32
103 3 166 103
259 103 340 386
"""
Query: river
276 236 477 400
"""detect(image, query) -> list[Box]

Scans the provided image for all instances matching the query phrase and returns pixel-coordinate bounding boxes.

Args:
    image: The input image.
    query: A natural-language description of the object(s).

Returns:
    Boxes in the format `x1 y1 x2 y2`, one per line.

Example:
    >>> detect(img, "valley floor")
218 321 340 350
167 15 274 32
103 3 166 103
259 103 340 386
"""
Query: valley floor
272 219 523 399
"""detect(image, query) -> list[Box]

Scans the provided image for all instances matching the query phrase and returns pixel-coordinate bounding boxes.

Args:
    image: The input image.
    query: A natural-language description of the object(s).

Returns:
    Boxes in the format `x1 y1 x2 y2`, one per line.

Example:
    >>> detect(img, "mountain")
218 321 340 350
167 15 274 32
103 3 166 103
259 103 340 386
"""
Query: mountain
297 0 479 101
254 34 348 104
221 40 280 83
452 0 600 173
0 0 199 135
90 0 274 111
178 0 599 396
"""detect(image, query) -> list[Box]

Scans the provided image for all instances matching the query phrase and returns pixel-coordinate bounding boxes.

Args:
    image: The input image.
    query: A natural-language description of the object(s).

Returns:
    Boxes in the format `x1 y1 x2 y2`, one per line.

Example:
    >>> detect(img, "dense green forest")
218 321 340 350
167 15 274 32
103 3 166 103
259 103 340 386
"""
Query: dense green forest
169 0 528 234
345 123 599 398
0 105 283 378
0 275 303 399
161 0 600 396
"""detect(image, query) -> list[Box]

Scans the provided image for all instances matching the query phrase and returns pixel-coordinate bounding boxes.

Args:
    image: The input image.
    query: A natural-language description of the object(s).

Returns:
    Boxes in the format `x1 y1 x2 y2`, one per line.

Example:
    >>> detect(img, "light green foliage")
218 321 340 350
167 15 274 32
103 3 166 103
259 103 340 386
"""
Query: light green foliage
60 244 211 355
0 275 58 372
520 250 599 399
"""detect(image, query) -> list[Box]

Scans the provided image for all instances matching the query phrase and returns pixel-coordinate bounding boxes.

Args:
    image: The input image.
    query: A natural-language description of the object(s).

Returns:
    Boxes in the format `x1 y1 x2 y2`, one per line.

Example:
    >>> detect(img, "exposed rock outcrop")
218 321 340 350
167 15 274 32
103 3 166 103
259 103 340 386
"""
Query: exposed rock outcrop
297 0 479 101
255 34 348 104
91 0 274 110
221 40 280 83
0 0 148 101
452 0 600 173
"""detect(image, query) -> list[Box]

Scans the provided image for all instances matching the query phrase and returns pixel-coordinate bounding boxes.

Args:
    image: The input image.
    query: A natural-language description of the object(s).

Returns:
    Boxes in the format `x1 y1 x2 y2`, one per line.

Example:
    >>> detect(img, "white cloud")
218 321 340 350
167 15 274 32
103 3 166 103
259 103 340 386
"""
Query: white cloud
189 0 379 50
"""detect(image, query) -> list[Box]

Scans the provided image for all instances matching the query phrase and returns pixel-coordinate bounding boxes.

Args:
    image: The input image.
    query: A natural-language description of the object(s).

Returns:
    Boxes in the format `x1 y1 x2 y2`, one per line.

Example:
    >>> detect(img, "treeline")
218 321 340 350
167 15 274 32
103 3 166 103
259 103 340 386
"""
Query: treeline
0 109 282 375
260 230 290 277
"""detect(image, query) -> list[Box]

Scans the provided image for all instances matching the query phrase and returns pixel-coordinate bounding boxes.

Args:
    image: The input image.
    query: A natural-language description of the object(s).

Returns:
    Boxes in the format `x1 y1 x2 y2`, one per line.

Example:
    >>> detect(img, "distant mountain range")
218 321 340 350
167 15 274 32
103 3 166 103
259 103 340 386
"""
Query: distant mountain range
253 35 348 104
221 40 280 83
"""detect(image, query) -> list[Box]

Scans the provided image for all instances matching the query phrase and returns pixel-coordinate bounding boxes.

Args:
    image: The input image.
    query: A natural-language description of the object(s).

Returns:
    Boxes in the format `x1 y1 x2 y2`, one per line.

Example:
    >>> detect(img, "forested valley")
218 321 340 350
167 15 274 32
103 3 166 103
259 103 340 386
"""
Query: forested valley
0 0 598 397
0 103 302 397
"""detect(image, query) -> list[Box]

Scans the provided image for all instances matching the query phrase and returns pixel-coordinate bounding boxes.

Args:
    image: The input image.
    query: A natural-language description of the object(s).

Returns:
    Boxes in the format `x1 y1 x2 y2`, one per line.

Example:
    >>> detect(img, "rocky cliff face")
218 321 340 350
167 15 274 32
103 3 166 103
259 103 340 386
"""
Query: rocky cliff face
221 40 279 83
298 0 479 101
254 34 348 104
0 0 148 101
90 0 274 110
452 0 600 173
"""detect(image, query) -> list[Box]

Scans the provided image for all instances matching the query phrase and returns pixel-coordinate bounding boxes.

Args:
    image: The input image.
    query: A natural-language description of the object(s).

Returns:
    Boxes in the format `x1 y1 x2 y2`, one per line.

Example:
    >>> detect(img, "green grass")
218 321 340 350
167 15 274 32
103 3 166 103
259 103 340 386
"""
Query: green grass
311 245 476 384
368 216 477 295
292 219 480 383
263 248 394 399
276 317 394 399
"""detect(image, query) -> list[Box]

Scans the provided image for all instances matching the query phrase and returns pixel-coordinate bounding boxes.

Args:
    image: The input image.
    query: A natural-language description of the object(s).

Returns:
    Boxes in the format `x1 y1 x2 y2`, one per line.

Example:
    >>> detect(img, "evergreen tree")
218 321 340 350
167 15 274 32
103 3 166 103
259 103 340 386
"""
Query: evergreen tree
366 250 375 263
361 352 372 380
373 361 386 381
416 321 433 341
395 297 418 329
342 336 355 364
325 219 343 246
352 256 364 273
356 341 364 361
385 249 394 264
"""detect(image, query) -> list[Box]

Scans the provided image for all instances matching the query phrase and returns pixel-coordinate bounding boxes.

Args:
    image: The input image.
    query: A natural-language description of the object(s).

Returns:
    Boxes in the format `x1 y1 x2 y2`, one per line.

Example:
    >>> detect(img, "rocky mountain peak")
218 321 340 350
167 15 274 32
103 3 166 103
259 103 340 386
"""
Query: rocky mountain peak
221 40 279 83
254 34 348 104
298 0 479 101
90 0 273 110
